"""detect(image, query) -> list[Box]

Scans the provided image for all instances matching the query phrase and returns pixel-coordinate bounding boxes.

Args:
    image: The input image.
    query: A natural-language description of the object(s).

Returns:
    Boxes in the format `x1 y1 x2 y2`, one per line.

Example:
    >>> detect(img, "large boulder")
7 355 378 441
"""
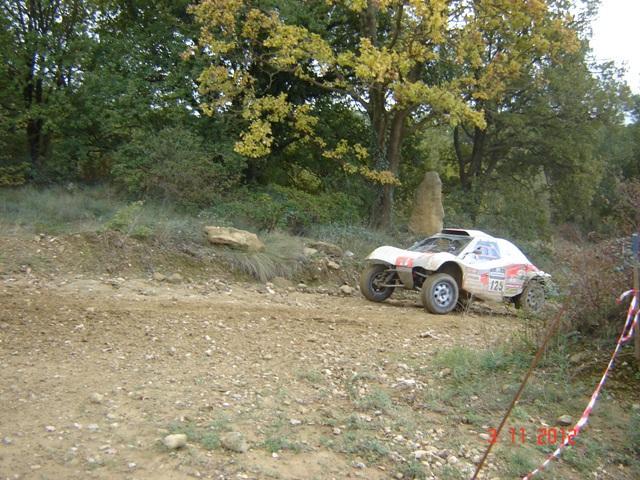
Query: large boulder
204 226 265 252
408 171 444 236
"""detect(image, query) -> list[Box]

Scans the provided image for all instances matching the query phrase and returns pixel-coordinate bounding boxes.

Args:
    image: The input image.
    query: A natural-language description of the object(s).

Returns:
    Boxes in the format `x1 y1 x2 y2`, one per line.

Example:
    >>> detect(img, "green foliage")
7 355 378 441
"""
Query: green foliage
111 126 244 208
261 436 302 454
105 200 152 238
0 163 30 186
208 185 362 233
443 179 552 242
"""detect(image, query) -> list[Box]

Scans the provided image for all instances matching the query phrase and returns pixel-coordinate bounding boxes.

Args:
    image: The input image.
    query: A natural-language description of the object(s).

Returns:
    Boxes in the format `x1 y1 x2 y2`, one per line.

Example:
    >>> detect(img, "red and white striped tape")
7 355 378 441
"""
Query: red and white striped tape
522 289 639 480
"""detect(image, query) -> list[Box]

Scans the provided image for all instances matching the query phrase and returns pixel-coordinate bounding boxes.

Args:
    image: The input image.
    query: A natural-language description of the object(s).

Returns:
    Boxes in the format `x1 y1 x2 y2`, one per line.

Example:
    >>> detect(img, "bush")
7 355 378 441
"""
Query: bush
443 179 552 242
554 238 632 339
0 162 30 186
207 184 363 233
111 126 244 208
105 200 152 238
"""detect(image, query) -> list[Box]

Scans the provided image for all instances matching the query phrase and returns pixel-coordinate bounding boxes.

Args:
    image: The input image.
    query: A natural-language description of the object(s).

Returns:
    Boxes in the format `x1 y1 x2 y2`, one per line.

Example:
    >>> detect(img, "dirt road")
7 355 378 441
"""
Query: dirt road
0 270 526 480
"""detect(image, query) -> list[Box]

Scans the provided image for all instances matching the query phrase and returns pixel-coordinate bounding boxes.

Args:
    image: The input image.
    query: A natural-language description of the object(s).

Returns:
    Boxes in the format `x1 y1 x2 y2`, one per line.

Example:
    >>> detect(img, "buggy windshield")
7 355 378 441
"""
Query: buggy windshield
408 235 471 256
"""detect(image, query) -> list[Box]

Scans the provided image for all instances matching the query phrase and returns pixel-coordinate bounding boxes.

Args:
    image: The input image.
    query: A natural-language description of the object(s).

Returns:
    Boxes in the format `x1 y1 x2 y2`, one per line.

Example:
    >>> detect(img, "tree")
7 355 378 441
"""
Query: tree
0 0 94 174
191 0 580 228
450 0 580 194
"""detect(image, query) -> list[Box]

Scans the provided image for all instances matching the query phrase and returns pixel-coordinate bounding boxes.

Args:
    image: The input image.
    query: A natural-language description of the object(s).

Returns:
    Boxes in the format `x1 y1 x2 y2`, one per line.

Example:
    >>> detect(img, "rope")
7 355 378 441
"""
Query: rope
522 289 639 479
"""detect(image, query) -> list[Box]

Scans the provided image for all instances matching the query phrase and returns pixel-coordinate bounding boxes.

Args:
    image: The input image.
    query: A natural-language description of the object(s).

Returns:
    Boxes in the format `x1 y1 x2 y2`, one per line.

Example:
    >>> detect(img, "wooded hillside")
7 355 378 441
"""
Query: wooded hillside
1 0 639 240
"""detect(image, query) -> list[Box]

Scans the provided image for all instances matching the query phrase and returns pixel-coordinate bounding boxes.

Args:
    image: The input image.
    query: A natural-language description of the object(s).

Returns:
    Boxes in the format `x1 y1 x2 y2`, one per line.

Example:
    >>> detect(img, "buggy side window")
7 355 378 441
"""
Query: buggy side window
474 240 501 261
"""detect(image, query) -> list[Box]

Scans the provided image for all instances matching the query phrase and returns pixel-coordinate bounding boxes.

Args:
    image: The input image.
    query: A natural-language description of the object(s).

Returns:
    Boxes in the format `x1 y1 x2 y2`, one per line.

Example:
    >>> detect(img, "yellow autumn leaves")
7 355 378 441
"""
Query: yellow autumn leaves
191 0 577 186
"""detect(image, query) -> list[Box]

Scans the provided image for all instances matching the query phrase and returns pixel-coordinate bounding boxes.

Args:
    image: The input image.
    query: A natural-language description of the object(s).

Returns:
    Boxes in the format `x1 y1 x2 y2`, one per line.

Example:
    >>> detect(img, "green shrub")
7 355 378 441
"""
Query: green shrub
111 126 244 208
443 180 552 242
0 162 30 186
553 238 631 339
207 184 363 233
105 200 152 238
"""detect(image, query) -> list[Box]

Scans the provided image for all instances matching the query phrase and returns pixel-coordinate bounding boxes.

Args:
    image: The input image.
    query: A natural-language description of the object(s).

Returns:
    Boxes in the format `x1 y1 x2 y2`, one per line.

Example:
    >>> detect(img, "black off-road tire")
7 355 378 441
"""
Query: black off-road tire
514 280 545 313
359 264 395 302
421 273 459 314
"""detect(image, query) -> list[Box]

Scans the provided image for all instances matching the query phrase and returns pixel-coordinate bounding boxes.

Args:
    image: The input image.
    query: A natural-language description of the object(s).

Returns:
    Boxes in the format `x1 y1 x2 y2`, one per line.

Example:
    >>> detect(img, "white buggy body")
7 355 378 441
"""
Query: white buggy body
360 229 549 314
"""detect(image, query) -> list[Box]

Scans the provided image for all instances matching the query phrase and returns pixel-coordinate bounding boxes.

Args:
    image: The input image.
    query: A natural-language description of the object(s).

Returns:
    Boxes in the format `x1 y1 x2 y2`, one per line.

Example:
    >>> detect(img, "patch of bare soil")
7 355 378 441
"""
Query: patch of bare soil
0 234 636 480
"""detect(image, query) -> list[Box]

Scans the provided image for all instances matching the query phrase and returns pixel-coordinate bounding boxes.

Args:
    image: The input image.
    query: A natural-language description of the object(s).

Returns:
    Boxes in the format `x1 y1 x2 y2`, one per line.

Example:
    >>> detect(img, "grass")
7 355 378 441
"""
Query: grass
0 186 319 281
296 369 324 384
336 431 389 461
262 435 303 454
168 415 231 451
306 223 409 259
0 185 123 234
401 460 427 480
356 388 394 413
502 447 538 477
215 231 307 282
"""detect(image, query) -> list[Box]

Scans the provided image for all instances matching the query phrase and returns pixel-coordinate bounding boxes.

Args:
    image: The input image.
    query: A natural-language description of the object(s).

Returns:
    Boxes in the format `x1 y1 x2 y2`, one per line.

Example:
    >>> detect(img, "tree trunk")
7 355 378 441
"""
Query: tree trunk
453 126 469 190
370 110 407 230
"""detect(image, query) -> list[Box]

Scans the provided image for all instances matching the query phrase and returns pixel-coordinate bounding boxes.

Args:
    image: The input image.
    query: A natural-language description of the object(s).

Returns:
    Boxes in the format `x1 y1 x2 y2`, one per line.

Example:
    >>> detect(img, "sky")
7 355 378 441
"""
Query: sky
590 0 640 93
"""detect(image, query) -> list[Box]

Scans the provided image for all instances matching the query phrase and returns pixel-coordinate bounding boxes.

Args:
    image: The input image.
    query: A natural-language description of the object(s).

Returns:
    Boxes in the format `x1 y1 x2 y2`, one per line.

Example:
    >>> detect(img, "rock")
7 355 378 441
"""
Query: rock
87 424 100 432
271 276 293 288
339 285 355 295
163 434 187 450
289 418 302 426
413 450 428 460
408 171 444 236
569 352 589 364
306 241 343 257
3 436 13 445
204 226 265 252
397 378 417 389
297 283 308 290
326 260 341 270
557 415 573 426
303 247 318 257
479 433 491 441
152 272 166 282
89 392 104 404
344 250 355 257
45 425 56 432
221 432 248 453
439 368 452 378
167 273 183 284
447 455 459 465
352 461 366 469
333 427 341 435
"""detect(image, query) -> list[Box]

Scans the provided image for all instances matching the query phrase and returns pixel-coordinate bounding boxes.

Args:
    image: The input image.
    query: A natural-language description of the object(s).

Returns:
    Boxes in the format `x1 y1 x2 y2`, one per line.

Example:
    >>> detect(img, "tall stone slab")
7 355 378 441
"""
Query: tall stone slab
408 171 444 236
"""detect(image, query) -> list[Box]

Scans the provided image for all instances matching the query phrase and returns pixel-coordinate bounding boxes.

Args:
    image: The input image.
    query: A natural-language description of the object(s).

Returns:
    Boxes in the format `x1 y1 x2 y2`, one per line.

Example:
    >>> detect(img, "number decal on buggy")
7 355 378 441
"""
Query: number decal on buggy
489 280 504 292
